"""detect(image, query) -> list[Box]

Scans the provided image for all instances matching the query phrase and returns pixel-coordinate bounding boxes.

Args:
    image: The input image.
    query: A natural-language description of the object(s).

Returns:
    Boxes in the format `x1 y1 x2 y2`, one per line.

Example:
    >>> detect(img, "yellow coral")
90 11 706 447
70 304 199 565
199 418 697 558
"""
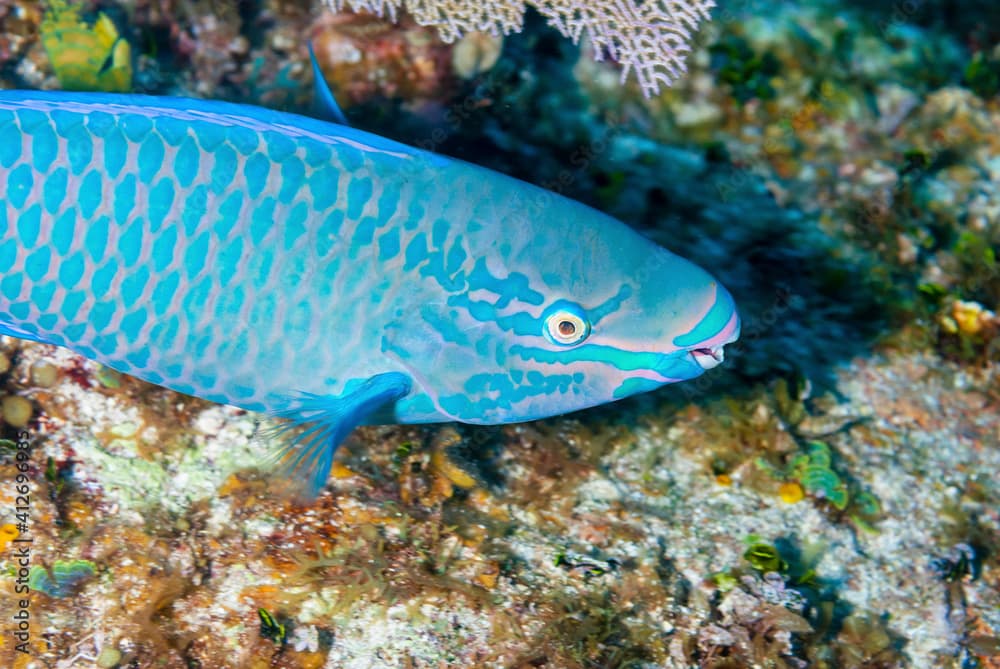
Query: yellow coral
778 481 805 504
950 299 995 336
0 523 19 551
41 0 132 92
430 449 476 489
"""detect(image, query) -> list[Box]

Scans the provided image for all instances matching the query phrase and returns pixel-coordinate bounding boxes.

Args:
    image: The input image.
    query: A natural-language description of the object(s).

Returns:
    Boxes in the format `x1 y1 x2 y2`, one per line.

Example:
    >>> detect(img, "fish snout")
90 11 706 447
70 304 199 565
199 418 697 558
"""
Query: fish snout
689 345 726 370
685 309 740 372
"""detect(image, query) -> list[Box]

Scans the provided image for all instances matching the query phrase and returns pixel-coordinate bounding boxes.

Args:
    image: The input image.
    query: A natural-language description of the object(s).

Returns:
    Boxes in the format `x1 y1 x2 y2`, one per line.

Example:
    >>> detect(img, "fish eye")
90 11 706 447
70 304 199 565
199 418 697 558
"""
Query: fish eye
543 302 591 346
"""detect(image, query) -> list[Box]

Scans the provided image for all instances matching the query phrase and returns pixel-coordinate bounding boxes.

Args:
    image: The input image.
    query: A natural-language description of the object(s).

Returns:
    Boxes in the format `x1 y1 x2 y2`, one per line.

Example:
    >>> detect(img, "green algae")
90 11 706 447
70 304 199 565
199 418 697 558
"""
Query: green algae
28 558 96 597
743 540 790 574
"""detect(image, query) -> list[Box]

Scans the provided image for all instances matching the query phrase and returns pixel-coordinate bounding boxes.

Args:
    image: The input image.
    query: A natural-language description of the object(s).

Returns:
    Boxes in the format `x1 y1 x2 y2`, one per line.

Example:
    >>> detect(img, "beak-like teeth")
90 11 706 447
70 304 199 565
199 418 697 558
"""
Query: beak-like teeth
691 346 725 370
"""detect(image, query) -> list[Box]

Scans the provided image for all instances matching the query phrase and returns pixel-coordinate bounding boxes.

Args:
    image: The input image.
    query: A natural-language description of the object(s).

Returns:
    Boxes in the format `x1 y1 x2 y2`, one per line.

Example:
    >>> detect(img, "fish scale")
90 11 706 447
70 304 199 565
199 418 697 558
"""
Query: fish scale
1 93 431 410
0 89 738 495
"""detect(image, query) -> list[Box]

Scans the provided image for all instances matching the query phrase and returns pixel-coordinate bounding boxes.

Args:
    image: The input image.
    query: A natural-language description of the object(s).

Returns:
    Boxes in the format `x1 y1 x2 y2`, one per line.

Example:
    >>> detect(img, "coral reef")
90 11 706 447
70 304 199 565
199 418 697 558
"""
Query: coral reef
0 0 998 667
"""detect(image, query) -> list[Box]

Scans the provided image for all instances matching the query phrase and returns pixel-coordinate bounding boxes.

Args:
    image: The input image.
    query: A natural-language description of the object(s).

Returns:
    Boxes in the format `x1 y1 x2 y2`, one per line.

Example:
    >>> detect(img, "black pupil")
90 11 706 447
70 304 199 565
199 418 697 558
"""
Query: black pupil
558 320 576 336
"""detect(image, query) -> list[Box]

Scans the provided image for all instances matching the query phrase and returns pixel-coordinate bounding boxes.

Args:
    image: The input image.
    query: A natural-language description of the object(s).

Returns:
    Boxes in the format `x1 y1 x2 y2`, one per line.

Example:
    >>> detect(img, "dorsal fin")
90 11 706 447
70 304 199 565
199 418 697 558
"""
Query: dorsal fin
308 42 349 126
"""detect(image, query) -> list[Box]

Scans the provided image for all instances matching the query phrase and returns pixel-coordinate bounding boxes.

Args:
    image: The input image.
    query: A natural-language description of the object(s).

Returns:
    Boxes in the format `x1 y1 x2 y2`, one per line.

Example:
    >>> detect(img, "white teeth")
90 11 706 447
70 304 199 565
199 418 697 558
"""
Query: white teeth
691 346 725 370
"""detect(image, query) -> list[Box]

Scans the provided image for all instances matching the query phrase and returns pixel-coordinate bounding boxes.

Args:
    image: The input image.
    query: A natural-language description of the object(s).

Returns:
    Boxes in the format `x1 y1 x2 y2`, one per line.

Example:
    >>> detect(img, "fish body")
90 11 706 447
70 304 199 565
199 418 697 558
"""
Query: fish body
0 90 738 492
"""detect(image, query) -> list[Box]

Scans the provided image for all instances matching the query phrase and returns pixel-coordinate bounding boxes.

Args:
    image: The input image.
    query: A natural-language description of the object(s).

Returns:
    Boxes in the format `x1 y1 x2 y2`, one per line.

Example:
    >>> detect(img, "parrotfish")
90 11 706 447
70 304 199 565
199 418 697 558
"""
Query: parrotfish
0 82 739 496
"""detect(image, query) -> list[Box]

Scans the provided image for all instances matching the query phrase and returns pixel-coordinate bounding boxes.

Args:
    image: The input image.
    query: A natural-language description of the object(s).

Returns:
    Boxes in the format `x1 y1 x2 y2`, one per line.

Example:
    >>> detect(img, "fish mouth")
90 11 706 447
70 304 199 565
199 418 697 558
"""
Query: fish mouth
686 312 740 371
689 345 726 370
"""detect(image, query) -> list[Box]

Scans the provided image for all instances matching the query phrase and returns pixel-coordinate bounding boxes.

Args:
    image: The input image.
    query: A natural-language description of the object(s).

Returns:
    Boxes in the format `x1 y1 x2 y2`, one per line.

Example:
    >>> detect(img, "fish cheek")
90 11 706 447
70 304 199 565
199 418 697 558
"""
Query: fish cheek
381 313 498 422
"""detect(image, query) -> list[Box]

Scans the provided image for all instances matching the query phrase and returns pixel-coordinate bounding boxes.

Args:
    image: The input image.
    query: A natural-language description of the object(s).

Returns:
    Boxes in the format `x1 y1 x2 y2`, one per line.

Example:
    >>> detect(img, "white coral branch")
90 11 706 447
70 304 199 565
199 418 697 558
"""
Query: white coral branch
324 0 714 96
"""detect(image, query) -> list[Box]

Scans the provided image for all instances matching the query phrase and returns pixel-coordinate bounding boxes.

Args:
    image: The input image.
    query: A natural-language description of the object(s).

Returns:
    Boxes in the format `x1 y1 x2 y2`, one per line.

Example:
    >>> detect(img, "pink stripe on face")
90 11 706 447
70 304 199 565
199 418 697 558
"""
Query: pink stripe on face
689 310 741 350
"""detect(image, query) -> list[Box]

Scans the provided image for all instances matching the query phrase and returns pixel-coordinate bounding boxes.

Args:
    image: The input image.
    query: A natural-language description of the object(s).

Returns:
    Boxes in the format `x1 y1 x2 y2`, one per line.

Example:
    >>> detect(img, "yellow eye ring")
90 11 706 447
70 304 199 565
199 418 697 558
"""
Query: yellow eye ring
543 302 591 346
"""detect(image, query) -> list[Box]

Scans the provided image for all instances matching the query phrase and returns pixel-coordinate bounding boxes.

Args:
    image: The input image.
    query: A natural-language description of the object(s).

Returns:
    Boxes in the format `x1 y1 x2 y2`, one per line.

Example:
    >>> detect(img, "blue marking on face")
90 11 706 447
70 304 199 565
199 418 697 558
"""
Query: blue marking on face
465 258 545 307
673 286 736 347
421 304 471 346
447 294 538 336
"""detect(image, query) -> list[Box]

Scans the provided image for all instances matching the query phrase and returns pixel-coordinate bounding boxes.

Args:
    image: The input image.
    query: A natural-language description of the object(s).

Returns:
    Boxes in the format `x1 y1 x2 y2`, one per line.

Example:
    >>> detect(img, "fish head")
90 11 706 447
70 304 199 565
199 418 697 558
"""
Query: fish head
384 200 739 425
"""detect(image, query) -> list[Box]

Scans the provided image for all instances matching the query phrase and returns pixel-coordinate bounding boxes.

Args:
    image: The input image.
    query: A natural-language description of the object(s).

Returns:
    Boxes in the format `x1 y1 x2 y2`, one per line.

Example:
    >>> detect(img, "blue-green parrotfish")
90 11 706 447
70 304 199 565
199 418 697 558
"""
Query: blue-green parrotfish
0 72 739 496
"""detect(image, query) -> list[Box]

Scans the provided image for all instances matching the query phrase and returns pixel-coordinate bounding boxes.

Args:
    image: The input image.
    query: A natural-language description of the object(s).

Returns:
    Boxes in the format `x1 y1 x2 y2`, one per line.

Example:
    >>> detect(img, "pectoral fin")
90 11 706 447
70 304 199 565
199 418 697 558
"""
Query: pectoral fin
263 372 411 498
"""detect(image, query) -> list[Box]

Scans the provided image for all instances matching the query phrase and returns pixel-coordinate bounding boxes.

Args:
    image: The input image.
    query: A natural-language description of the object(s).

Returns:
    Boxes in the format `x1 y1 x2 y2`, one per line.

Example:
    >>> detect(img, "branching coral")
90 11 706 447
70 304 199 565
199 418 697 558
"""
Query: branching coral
326 0 715 96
